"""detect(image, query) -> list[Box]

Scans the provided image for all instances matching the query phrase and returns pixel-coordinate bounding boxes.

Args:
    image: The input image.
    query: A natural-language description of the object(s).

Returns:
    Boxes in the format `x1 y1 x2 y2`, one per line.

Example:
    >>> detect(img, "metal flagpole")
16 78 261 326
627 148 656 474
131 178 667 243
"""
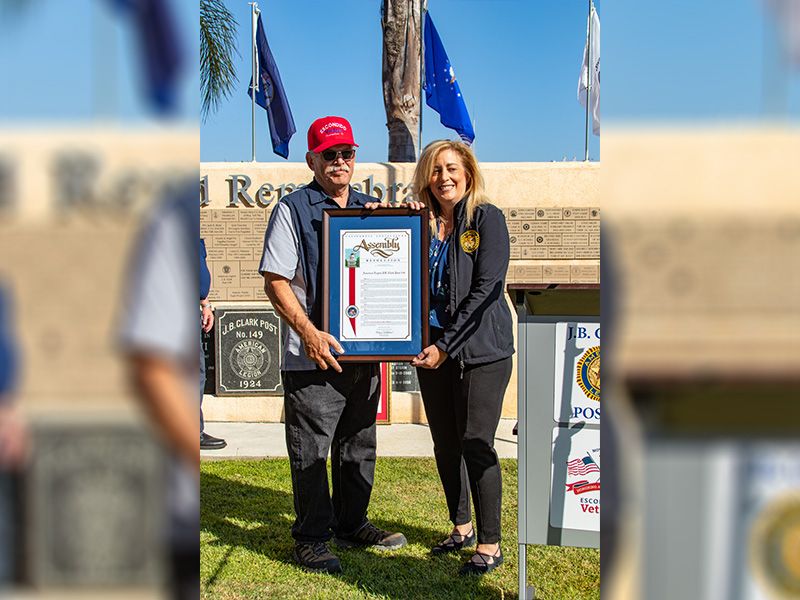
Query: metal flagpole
418 2 426 162
250 2 259 162
471 106 476 151
584 0 592 162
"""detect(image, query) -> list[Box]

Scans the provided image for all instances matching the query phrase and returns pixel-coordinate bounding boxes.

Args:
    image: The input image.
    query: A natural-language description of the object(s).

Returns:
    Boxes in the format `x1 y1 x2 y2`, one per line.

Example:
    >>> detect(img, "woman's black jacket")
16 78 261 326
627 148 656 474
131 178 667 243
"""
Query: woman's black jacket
433 198 515 367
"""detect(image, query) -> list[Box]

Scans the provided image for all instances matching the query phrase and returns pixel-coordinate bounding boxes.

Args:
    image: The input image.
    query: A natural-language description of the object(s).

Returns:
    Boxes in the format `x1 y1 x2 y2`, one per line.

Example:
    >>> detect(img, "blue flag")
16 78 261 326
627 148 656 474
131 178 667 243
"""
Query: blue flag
248 14 296 159
107 0 184 115
423 12 474 144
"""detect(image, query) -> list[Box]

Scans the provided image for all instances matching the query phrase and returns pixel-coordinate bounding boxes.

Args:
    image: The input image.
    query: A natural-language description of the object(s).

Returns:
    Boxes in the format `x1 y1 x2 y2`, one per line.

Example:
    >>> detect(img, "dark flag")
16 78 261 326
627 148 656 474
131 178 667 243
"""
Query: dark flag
423 12 474 144
107 0 184 114
248 13 296 159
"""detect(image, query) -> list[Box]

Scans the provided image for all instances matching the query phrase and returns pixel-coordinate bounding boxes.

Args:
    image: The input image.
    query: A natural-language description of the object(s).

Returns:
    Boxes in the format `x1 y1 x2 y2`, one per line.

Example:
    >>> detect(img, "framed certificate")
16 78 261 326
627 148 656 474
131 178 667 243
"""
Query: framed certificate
322 208 429 361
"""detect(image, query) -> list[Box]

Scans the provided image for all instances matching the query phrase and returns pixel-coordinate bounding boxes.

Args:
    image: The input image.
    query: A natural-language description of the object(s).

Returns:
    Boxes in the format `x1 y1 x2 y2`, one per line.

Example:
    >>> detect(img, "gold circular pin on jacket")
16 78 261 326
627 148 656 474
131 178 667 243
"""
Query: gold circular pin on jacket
459 230 480 253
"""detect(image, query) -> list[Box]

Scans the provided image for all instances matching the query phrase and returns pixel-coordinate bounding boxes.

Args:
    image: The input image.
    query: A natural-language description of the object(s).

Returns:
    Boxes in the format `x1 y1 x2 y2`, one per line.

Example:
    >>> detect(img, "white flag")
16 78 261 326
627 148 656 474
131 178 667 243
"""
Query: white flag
763 0 800 67
578 3 600 135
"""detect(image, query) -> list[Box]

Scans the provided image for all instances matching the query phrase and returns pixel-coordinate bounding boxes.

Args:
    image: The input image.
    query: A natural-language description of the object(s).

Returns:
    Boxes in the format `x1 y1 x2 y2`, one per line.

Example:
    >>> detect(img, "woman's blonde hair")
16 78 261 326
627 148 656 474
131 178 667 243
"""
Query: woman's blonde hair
412 140 490 228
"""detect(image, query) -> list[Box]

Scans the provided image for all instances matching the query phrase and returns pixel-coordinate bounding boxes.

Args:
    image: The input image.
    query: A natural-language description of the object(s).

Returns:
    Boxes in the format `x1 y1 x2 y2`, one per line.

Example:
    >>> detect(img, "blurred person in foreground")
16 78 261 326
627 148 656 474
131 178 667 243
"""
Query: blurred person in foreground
409 140 514 576
118 183 199 600
0 283 27 587
199 239 226 450
259 116 407 574
0 283 27 471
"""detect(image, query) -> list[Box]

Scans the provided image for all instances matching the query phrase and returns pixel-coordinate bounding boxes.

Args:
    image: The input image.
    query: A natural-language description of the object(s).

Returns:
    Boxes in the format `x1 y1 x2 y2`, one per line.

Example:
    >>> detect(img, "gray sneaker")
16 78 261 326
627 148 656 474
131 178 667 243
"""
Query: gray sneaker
334 522 407 551
292 542 342 574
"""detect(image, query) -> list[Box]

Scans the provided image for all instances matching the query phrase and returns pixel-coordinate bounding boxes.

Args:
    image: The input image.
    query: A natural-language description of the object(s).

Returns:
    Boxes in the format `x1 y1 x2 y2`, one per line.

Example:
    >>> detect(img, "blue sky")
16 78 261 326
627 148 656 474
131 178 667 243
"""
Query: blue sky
201 0 603 163
1 0 797 161
0 0 200 122
604 0 800 123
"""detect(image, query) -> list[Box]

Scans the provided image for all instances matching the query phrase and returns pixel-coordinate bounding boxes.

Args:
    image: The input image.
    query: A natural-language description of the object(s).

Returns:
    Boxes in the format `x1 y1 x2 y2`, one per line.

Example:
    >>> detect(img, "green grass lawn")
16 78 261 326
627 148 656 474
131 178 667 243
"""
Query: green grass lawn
201 458 599 600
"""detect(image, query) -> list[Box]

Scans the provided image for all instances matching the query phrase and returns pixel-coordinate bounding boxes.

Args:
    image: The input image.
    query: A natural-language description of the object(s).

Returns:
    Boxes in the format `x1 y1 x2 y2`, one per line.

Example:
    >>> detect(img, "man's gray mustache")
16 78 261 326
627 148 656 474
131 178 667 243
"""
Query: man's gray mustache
326 166 350 174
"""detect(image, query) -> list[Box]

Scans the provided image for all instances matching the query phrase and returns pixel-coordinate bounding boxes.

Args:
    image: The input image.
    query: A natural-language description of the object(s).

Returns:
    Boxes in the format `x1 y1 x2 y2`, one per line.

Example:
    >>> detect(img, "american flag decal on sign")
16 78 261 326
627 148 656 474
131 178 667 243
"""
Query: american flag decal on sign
567 455 600 477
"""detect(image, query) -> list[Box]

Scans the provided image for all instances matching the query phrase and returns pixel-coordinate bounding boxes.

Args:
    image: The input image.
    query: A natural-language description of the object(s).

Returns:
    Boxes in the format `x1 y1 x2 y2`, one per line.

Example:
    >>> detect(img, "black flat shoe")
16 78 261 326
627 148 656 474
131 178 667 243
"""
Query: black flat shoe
200 432 227 450
458 547 504 576
430 528 476 555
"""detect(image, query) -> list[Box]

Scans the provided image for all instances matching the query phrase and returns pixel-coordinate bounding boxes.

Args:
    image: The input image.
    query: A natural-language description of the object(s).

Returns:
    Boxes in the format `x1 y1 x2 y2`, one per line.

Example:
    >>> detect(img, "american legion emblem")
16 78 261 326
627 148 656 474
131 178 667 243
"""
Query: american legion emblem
459 230 480 253
750 493 800 597
576 346 600 402
230 339 270 381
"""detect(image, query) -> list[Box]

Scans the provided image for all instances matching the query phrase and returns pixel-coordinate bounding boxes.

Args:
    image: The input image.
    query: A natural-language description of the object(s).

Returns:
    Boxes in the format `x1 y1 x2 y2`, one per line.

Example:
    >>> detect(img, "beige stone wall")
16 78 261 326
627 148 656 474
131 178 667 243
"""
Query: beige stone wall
201 161 601 423
0 127 198 415
603 127 800 380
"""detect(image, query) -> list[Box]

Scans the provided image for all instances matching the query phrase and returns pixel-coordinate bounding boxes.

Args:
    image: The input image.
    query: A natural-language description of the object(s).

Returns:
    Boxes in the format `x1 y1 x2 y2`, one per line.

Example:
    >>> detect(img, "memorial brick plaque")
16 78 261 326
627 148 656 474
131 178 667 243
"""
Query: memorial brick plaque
200 222 225 236
534 234 562 246
575 246 600 259
543 264 572 283
549 221 576 233
212 210 238 222
514 265 544 282
562 233 590 247
227 222 253 235
520 247 548 259
548 247 575 259
535 208 563 220
390 362 419 392
228 288 257 301
202 328 216 395
507 220 522 234
226 248 254 261
216 308 282 394
575 220 600 233
507 208 538 221
206 247 225 261
28 423 163 586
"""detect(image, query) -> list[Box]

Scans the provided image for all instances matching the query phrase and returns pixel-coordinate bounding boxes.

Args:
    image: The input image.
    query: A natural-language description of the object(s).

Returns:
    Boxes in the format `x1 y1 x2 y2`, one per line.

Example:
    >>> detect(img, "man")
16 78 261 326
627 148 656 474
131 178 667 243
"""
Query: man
260 116 406 574
199 238 226 450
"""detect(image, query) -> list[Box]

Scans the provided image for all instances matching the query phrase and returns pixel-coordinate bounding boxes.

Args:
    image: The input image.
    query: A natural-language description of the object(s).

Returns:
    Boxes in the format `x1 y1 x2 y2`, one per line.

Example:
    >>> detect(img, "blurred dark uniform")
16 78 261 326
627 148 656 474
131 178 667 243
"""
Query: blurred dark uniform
0 283 19 585
0 286 16 400
118 187 199 600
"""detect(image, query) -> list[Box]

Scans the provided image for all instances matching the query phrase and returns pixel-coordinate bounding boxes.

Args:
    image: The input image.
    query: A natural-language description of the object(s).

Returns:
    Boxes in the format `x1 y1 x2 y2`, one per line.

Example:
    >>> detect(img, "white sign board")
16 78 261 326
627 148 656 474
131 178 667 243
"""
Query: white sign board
554 322 600 424
549 427 600 532
742 446 800 599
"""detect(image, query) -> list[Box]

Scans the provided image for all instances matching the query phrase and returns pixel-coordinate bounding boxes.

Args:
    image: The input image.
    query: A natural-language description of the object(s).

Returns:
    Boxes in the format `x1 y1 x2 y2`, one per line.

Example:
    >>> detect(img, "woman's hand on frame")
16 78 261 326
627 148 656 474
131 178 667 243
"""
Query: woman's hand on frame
411 344 448 369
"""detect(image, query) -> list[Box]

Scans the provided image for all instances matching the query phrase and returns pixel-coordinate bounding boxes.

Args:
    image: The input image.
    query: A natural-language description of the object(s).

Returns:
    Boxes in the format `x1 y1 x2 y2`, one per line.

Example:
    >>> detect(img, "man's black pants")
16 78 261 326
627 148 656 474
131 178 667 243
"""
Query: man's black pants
282 364 380 543
417 355 512 544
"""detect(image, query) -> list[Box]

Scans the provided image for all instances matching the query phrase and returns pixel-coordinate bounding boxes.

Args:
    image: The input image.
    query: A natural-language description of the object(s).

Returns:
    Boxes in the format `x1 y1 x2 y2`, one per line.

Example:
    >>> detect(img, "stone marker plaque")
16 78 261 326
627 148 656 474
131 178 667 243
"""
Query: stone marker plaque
28 422 163 587
202 328 216 395
390 362 420 392
216 308 282 394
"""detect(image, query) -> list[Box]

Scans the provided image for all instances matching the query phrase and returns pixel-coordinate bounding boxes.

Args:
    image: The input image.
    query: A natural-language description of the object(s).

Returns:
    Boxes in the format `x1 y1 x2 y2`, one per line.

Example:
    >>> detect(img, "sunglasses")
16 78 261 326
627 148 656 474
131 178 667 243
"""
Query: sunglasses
320 148 355 161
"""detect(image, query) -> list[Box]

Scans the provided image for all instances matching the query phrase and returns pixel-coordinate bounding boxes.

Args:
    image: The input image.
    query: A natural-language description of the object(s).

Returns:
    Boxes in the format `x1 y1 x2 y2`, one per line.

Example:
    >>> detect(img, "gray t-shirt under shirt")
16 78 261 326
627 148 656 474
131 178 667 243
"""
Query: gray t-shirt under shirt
259 201 317 371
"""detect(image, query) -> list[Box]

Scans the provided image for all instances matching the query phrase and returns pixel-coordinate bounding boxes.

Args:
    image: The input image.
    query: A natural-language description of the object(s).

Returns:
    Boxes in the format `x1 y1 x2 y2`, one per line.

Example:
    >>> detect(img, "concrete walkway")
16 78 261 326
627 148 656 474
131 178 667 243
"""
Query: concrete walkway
201 418 518 459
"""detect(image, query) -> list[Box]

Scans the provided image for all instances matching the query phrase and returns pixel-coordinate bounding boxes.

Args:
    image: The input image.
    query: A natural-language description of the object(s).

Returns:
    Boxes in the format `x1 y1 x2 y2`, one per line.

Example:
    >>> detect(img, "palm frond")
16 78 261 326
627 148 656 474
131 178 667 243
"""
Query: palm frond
200 0 239 122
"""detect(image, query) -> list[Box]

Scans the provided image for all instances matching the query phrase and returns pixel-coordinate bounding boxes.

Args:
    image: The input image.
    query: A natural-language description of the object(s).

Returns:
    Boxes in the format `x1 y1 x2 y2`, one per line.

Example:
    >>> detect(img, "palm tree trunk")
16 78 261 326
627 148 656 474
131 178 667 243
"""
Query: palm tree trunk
381 0 426 162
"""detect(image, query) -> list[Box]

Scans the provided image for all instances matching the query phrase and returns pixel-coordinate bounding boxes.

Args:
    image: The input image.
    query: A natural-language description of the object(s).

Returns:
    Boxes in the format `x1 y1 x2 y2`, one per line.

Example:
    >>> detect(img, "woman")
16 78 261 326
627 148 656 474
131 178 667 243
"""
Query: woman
410 140 514 576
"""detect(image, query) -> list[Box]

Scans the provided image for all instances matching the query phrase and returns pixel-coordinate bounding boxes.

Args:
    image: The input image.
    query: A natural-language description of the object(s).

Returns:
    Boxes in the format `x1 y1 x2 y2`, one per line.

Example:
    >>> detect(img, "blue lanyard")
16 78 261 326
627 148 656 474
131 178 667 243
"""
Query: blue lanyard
429 233 451 296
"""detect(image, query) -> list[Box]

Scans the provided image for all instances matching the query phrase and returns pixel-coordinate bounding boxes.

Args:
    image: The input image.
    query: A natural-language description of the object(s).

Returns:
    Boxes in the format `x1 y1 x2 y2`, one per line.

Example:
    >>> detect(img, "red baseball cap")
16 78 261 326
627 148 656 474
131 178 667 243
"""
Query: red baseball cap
307 116 359 153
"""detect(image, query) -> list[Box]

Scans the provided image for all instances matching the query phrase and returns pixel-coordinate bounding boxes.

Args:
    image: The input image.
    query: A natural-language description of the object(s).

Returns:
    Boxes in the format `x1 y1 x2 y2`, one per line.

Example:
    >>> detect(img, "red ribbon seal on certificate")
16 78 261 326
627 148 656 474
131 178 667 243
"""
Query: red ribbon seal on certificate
347 266 357 335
